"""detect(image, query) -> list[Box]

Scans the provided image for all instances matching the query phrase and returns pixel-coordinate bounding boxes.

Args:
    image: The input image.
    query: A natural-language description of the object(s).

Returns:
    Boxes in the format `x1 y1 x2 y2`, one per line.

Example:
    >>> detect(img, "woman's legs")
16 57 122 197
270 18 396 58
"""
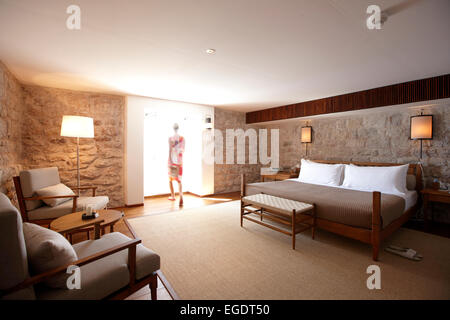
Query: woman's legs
168 179 175 200
178 181 183 206
168 165 182 204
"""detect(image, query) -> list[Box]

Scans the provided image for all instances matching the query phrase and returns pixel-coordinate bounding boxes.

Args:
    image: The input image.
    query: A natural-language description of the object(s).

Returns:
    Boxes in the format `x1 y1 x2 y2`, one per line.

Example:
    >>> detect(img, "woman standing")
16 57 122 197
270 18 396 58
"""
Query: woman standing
168 123 185 206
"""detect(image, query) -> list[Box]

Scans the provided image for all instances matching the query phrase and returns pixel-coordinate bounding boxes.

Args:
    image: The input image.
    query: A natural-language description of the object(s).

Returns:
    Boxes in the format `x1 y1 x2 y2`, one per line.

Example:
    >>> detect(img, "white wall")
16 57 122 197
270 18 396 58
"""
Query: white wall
125 96 145 205
125 95 215 205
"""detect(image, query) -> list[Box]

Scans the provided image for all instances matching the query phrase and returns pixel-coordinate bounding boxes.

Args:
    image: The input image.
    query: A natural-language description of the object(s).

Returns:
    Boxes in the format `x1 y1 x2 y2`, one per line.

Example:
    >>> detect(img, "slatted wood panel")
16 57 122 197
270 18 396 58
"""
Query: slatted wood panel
246 74 450 124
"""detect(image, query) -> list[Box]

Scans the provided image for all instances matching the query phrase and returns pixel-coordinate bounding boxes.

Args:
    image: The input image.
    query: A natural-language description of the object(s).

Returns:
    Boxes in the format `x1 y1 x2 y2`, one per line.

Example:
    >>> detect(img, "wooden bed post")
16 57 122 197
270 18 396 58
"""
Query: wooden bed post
291 209 296 250
241 173 246 198
240 174 246 227
311 205 316 240
372 191 381 261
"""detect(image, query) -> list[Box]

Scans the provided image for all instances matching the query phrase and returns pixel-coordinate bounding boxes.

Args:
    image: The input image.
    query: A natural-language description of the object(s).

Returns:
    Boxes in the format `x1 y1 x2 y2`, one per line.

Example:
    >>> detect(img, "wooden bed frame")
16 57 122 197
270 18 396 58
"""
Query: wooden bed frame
241 161 422 261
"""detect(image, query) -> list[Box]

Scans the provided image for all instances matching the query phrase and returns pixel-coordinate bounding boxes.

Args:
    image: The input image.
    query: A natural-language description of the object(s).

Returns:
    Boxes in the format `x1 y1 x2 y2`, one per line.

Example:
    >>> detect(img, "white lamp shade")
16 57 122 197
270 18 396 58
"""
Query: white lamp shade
410 115 432 140
301 126 312 143
60 115 94 138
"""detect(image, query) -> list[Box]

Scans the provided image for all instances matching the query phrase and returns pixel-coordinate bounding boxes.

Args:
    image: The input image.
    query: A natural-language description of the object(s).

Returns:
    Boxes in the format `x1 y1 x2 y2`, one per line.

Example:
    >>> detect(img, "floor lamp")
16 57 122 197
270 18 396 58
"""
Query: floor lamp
60 115 95 193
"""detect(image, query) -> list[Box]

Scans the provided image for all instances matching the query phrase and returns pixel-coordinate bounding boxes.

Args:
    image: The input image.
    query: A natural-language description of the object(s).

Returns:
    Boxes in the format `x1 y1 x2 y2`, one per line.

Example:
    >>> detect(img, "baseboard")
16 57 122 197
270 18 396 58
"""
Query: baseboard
188 191 205 197
144 191 205 199
125 203 144 208
145 193 171 199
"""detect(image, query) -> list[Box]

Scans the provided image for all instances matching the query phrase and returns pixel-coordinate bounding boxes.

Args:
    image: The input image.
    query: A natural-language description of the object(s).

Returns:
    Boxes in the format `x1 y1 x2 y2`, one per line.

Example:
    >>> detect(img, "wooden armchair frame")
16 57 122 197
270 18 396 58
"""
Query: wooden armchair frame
0 218 158 300
71 186 97 197
241 161 423 261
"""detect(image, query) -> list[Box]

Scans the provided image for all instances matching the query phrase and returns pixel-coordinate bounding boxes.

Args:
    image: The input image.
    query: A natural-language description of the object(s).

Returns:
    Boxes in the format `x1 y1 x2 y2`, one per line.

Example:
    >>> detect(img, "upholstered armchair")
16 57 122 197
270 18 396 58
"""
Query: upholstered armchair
0 192 160 300
13 167 109 225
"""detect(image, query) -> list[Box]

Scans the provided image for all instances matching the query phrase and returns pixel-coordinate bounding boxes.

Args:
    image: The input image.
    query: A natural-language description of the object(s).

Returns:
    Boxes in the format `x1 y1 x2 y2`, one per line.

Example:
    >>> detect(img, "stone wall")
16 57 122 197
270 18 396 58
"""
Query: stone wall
214 108 261 194
3 57 448 219
262 103 450 222
21 85 126 208
0 62 24 205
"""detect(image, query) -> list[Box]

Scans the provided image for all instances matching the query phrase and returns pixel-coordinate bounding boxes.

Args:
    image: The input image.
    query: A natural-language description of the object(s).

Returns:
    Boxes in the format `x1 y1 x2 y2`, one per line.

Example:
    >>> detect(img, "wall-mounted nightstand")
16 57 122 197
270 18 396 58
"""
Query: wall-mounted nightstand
261 171 298 182
421 188 450 226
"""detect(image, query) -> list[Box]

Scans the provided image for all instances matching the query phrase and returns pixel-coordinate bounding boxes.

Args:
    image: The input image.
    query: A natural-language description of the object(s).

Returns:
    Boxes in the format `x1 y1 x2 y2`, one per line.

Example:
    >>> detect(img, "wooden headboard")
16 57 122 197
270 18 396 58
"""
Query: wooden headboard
310 160 423 192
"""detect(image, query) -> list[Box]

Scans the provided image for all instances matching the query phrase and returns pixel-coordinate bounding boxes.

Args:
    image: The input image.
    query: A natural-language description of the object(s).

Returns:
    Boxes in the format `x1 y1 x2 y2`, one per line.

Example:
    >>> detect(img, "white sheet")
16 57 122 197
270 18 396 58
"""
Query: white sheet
287 179 417 212
403 190 418 212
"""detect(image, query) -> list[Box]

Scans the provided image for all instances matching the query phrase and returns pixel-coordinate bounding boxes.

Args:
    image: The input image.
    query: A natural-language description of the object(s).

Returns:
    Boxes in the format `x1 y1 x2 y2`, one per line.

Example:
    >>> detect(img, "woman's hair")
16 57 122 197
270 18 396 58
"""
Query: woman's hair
173 123 179 131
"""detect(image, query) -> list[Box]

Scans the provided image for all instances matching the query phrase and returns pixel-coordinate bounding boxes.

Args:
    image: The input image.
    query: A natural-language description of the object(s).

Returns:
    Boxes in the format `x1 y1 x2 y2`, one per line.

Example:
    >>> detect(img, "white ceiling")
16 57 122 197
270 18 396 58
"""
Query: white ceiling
0 0 449 112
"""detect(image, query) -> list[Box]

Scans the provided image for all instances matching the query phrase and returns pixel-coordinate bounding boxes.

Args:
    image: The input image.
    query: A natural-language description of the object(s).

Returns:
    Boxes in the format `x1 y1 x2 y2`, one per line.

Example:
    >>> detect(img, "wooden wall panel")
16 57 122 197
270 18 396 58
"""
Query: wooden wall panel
246 74 450 124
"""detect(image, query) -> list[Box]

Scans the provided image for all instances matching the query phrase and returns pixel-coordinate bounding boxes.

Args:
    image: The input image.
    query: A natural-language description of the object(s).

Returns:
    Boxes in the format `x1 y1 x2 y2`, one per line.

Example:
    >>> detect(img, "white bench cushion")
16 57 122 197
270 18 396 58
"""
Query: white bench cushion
242 194 313 216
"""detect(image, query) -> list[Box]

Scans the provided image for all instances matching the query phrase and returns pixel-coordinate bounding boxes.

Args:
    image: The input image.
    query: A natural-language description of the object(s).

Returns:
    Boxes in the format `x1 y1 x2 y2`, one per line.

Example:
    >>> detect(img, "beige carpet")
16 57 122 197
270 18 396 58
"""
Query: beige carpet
129 201 450 299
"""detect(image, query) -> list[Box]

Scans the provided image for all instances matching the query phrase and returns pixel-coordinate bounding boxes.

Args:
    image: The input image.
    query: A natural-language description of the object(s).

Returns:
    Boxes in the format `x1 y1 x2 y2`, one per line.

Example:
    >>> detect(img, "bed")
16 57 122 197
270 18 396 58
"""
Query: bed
241 160 422 261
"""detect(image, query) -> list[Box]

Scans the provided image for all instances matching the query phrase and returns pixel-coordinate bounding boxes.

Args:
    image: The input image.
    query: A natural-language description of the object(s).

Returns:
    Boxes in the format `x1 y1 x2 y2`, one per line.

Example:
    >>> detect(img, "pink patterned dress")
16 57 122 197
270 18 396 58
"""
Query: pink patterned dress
168 135 185 182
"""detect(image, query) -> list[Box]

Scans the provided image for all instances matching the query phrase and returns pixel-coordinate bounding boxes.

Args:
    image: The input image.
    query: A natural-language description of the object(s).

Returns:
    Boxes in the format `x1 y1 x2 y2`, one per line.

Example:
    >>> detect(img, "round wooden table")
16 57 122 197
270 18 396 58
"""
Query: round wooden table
50 209 124 242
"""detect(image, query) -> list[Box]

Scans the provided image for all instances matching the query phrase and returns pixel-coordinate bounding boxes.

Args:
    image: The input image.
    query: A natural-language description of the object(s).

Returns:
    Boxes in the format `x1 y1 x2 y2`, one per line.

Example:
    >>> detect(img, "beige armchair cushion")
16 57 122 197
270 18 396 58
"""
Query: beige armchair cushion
35 183 75 207
20 167 61 211
36 232 160 300
35 254 130 300
73 232 160 280
28 196 109 221
23 223 78 289
0 193 36 300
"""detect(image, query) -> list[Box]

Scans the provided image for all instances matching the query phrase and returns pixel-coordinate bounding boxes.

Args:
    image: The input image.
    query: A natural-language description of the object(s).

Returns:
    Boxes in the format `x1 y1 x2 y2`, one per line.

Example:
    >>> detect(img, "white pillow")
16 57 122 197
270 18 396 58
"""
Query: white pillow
342 164 409 195
35 183 75 207
297 159 345 186
23 222 78 289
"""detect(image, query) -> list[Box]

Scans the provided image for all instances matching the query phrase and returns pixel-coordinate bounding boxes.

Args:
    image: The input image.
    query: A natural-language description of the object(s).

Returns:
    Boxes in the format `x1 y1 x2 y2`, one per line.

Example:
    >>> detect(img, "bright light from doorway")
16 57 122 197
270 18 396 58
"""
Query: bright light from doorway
143 107 204 196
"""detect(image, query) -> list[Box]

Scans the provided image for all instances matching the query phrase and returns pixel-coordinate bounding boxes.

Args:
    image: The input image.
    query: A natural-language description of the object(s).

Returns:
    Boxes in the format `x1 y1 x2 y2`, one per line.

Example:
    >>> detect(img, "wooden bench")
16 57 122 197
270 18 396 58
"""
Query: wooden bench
240 193 316 249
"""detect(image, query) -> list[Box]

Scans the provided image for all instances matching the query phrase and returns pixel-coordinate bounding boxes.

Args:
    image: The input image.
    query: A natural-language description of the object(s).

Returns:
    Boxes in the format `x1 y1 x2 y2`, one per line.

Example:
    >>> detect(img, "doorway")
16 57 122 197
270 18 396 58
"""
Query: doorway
143 108 204 197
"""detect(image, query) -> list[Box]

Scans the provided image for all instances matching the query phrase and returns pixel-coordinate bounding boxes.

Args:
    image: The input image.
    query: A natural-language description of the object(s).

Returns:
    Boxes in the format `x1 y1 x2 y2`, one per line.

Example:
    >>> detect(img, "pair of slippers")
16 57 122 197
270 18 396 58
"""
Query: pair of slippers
384 244 423 261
